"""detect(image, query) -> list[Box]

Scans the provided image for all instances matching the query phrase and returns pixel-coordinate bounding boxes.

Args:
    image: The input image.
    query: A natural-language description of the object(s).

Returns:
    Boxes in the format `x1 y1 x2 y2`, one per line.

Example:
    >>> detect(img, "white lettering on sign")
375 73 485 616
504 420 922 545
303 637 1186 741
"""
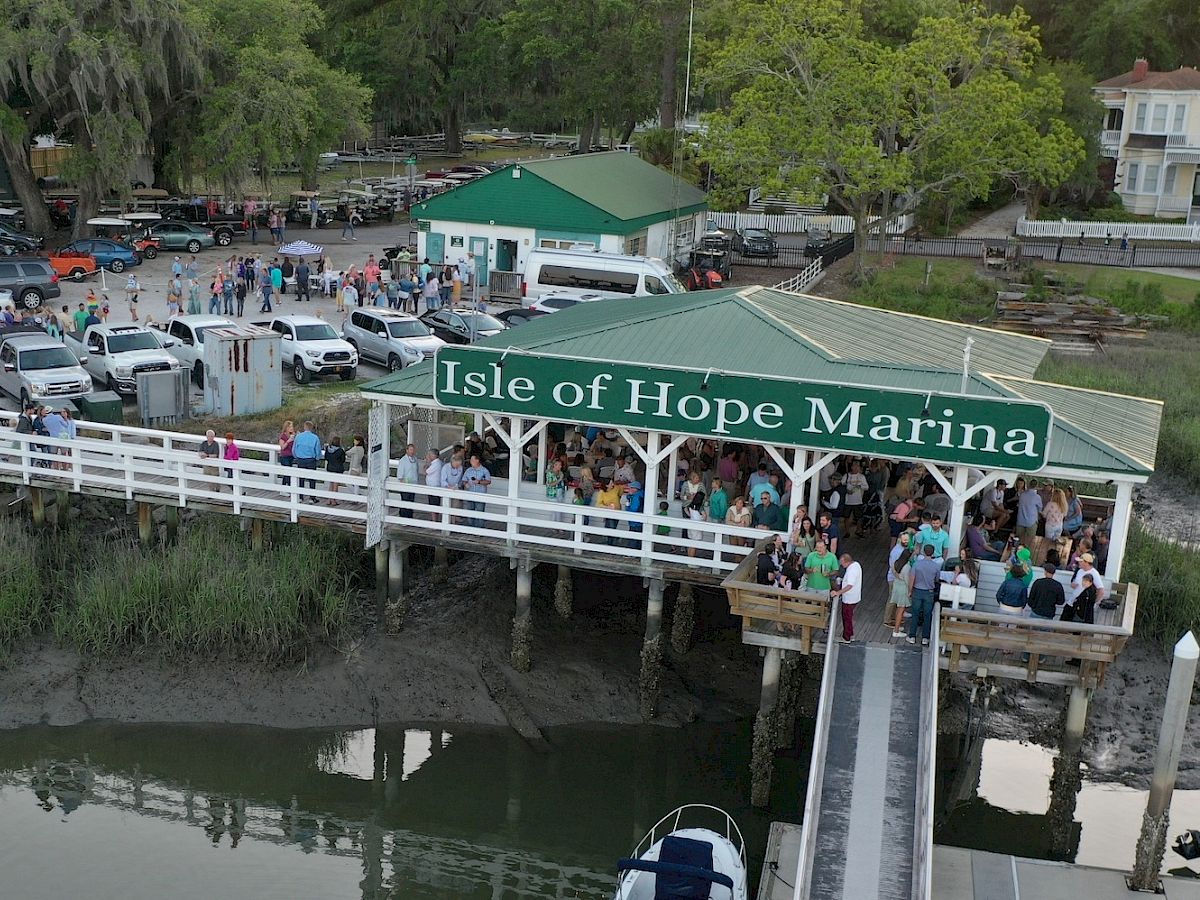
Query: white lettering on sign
804 399 866 437
625 380 674 418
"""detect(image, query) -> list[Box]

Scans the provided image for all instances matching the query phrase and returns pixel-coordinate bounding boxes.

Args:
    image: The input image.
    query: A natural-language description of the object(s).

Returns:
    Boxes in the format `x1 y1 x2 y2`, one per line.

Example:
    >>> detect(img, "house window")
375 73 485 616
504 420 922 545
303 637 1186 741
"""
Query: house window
625 234 645 256
1143 164 1160 193
1173 105 1188 132
1165 165 1178 195
539 238 596 250
1151 103 1169 132
1127 162 1140 192
1134 102 1148 131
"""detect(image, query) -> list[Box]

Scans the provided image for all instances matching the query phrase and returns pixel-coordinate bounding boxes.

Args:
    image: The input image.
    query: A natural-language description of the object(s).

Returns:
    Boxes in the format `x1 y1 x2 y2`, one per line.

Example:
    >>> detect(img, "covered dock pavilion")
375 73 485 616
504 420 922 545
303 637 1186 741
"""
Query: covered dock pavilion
360 284 1161 716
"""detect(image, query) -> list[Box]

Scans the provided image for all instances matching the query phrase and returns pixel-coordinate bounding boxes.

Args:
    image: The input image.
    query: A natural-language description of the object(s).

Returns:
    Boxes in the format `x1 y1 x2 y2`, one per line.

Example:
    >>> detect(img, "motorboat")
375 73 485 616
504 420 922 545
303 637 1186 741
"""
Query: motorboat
615 804 748 900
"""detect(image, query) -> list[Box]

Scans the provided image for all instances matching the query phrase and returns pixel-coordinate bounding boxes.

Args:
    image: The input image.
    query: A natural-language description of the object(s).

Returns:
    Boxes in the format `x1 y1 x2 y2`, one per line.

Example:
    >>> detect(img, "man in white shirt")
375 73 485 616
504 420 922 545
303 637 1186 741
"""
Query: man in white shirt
832 552 862 642
612 454 636 484
397 443 420 518
423 448 443 519
1066 552 1106 616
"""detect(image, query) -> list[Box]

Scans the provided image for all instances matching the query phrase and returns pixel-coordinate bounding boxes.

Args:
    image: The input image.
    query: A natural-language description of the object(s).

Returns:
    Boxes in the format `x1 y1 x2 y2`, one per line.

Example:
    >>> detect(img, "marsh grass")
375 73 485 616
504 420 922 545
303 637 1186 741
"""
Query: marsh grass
1124 524 1200 649
0 516 365 661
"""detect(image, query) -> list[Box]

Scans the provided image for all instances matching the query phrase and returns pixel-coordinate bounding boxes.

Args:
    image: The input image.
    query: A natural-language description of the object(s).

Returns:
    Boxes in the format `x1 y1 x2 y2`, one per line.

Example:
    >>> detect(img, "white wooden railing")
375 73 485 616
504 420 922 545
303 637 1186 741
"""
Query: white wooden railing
708 211 913 236
1016 215 1200 242
773 258 823 293
1100 129 1121 146
0 416 765 575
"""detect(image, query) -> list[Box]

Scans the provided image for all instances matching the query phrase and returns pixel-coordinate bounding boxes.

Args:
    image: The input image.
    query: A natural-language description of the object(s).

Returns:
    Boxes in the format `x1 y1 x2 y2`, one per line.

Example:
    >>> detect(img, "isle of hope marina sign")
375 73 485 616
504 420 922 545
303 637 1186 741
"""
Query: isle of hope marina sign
433 347 1054 470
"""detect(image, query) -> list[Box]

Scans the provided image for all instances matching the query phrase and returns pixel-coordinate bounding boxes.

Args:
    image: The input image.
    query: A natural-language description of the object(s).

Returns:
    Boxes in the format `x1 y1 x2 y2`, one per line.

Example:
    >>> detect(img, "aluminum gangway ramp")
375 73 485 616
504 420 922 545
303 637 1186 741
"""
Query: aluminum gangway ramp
794 605 939 900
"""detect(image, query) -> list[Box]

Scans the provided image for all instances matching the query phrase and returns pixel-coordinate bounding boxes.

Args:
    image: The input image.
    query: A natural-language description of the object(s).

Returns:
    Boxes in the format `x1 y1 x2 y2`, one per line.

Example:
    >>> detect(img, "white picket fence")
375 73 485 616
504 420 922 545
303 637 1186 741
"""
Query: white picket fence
709 211 913 235
1016 216 1200 243
773 258 823 293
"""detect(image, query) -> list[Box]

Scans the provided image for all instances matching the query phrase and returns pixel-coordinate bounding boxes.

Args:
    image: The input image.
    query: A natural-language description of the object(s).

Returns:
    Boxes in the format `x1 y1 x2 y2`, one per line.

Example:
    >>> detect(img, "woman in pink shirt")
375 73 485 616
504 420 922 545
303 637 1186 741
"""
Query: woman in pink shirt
223 431 240 479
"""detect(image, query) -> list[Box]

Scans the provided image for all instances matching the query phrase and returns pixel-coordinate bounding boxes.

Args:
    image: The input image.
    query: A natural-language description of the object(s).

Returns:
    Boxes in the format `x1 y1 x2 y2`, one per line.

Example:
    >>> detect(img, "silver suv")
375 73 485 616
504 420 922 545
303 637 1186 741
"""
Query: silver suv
0 258 62 310
343 309 445 372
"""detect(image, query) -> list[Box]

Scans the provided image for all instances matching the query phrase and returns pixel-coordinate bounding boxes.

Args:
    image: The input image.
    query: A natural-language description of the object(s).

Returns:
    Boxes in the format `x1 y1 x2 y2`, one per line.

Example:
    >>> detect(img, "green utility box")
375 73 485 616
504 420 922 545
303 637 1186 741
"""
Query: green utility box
77 390 124 425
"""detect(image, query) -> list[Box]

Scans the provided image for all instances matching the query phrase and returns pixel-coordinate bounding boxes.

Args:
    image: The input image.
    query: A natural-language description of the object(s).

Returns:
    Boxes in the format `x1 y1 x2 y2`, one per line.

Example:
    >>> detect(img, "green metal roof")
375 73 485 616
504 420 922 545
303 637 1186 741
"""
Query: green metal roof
413 152 707 235
518 152 708 222
362 287 1160 477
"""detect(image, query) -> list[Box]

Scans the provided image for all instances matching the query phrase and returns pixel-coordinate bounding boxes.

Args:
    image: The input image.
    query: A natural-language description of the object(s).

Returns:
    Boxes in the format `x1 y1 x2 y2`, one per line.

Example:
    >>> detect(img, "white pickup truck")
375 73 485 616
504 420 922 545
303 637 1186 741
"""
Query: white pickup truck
64 324 181 395
252 314 357 383
149 315 235 386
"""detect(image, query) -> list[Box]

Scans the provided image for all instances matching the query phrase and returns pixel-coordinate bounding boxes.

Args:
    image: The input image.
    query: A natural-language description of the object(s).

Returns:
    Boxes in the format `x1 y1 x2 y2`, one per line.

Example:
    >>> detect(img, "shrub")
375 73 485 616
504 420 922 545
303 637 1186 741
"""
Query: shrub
1125 525 1200 650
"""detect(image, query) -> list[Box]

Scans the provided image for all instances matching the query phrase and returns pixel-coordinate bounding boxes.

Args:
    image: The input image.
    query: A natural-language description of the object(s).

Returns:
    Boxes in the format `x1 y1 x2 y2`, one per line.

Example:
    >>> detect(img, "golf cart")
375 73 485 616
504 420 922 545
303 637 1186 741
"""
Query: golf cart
285 191 335 228
121 212 164 258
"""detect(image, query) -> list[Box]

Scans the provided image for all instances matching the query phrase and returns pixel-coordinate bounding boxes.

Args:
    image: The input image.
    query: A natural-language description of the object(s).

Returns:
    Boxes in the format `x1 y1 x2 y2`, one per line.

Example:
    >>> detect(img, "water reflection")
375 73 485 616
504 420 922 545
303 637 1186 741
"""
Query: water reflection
937 735 1200 875
0 720 806 900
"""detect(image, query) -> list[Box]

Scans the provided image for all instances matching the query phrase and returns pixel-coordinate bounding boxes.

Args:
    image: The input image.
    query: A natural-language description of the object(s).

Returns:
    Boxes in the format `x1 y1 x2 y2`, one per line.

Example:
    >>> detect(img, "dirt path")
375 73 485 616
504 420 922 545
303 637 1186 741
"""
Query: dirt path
957 200 1025 238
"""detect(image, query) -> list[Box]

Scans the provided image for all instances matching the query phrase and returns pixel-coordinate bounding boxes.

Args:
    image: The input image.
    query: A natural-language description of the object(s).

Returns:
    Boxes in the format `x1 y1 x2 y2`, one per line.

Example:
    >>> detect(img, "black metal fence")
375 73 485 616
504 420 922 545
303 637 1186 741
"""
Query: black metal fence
730 234 855 269
865 235 1200 269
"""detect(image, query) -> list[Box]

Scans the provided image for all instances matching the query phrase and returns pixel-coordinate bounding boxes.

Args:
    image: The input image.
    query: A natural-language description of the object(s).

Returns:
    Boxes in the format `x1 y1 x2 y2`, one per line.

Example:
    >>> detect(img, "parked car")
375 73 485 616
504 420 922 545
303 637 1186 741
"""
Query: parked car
803 225 834 258
148 220 217 254
0 221 44 252
419 308 506 345
59 238 140 273
158 204 247 245
46 250 99 282
149 315 235 386
0 257 62 309
342 309 444 372
63 323 180 394
529 292 608 313
253 315 357 383
733 227 779 258
0 326 93 405
492 308 548 328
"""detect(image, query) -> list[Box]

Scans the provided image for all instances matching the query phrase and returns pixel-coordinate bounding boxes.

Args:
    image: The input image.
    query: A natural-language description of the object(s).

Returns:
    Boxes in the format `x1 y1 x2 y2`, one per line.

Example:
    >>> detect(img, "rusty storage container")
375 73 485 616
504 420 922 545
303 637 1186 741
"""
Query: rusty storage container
202 325 282 417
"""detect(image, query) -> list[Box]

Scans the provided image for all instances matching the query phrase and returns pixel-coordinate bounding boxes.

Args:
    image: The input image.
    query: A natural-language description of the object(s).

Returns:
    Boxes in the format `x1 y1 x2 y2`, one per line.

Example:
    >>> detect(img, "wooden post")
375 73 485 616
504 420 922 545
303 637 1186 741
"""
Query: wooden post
375 539 390 609
511 560 535 672
751 647 784 807
250 518 264 551
28 487 45 528
165 506 179 544
639 578 666 719
1107 481 1134 583
553 564 573 619
137 501 152 545
54 490 70 528
1130 632 1199 890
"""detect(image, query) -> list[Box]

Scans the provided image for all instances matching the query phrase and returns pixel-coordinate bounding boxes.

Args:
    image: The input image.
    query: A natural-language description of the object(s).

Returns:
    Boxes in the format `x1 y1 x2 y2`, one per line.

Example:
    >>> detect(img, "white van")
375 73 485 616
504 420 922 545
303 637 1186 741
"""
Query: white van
521 248 686 305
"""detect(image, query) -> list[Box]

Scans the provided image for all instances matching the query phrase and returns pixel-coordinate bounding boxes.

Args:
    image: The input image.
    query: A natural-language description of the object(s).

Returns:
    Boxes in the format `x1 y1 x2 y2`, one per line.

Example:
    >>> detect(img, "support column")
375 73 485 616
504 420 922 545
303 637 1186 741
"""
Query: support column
1130 632 1199 891
1064 685 1091 744
639 578 666 720
670 582 695 656
1106 481 1134 583
431 544 449 583
510 560 535 673
137 501 152 545
553 564 573 619
374 540 390 621
250 517 264 551
164 505 179 544
751 647 783 808
387 542 408 632
773 651 803 750
807 465 821 518
947 465 969 554
54 490 70 529
1046 729 1084 859
29 487 45 528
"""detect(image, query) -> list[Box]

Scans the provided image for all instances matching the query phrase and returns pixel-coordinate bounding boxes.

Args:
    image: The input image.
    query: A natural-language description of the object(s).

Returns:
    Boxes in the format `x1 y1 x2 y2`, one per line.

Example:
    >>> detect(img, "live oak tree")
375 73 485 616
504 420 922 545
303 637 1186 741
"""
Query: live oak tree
702 0 1083 277
0 0 205 234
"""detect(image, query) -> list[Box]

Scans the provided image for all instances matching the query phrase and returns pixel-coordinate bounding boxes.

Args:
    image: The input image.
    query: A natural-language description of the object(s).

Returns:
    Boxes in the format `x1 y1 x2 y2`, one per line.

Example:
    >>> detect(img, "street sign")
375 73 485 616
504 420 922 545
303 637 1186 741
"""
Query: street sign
416 220 430 232
433 347 1055 470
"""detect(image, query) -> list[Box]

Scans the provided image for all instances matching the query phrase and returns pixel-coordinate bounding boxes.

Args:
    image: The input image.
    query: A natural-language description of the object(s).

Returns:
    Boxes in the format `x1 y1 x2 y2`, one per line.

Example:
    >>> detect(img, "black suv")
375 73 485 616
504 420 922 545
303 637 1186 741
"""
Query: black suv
733 227 779 258
0 221 44 252
0 258 61 309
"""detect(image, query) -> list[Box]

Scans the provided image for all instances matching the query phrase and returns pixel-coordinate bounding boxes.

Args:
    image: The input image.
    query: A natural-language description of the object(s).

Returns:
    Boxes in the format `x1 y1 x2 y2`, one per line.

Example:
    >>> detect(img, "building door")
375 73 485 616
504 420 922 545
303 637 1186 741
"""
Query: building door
1193 171 1200 207
426 232 445 264
469 236 489 287
496 239 517 273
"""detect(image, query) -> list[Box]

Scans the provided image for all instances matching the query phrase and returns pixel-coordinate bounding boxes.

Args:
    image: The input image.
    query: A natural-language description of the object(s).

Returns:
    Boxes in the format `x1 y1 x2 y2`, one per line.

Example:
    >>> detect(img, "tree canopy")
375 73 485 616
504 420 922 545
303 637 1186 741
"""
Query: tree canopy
702 0 1084 275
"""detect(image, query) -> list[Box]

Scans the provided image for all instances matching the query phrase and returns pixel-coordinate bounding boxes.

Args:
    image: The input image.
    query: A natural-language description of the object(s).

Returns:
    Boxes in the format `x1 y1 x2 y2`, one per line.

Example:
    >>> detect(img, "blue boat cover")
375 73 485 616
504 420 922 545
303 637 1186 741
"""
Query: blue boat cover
616 834 733 899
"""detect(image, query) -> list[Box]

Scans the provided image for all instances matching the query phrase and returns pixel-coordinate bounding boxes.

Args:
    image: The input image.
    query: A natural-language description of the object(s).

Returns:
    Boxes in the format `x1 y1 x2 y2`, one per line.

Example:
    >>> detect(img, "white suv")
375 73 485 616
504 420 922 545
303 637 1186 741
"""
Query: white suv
256 315 358 383
343 308 444 372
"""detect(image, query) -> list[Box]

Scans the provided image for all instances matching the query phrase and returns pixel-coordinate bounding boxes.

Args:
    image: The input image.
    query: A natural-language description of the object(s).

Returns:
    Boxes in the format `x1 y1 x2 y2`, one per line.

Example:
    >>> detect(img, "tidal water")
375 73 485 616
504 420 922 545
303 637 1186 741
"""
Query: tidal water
5 719 1199 899
0 720 810 900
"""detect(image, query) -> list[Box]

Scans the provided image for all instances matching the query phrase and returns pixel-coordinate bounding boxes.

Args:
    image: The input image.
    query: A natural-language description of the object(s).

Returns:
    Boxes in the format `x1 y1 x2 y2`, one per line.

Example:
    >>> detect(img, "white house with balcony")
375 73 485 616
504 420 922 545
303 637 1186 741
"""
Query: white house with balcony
1095 58 1200 222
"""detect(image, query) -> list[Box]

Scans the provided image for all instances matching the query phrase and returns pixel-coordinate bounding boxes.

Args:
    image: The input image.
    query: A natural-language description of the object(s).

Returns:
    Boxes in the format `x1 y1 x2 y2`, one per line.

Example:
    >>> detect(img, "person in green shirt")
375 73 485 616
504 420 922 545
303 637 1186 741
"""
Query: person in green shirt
708 477 729 526
71 303 88 333
805 539 839 592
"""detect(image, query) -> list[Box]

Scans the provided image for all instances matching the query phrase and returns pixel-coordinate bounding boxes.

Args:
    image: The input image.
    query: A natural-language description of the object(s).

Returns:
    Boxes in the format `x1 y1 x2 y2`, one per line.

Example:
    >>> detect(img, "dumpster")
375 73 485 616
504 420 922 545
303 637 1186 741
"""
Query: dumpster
76 390 124 425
